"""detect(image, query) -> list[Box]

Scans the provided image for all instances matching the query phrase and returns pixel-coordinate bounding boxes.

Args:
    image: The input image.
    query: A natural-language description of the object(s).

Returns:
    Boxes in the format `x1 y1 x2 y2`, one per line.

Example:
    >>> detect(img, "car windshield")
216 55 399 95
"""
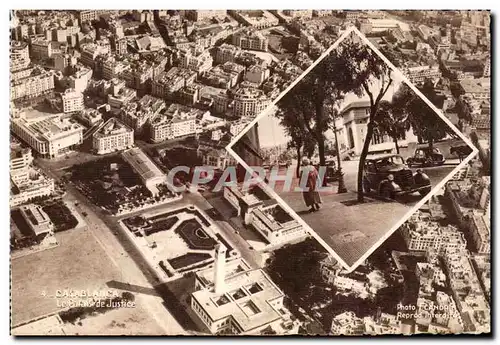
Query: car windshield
376 156 404 167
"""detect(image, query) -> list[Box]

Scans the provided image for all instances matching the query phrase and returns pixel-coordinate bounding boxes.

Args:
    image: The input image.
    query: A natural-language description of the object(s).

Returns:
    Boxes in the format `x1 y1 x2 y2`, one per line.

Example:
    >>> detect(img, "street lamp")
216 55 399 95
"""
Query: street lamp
330 108 347 194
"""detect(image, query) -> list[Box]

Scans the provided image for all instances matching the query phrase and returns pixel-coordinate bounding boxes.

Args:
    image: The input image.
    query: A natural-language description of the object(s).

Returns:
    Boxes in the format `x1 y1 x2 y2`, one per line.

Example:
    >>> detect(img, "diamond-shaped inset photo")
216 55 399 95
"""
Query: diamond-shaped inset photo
229 29 476 269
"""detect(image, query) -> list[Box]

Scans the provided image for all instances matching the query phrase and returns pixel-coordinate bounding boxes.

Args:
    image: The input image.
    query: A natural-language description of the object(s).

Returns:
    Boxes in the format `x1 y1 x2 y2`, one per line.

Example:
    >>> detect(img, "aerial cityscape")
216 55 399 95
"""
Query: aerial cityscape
9 10 490 336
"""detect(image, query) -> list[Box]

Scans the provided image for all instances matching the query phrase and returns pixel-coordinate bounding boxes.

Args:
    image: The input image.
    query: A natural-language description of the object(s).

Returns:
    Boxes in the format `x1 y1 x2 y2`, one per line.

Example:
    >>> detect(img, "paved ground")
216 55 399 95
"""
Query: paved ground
33 157 264 334
254 139 465 267
33 158 189 335
11 228 122 327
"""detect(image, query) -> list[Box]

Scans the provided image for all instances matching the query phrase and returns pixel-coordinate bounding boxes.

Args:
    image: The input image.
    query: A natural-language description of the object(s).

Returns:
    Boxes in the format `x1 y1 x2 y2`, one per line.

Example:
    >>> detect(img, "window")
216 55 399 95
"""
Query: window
241 300 261 316
215 295 230 306
231 288 247 300
246 283 263 294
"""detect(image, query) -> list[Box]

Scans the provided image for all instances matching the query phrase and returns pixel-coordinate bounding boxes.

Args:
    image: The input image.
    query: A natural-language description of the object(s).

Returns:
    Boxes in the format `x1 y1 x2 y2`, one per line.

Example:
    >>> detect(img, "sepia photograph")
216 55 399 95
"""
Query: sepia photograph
232 29 475 267
8 9 490 337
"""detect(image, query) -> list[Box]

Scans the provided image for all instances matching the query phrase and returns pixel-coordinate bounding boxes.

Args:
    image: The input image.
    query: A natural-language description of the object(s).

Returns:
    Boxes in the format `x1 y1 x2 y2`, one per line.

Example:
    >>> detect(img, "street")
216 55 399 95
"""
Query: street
34 156 263 334
262 139 464 268
35 157 188 335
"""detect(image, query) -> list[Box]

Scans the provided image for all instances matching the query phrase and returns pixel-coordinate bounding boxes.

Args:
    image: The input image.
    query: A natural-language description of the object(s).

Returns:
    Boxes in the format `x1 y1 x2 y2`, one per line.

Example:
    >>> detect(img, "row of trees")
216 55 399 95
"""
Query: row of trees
275 32 453 202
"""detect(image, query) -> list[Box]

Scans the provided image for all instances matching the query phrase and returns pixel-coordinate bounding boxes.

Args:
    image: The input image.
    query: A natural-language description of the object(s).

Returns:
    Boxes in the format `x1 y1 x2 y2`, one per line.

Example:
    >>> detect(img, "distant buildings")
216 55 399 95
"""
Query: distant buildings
179 48 213 75
10 67 55 100
401 211 466 252
402 65 441 86
60 89 84 113
121 148 166 196
149 103 204 142
19 204 54 237
152 67 197 99
230 10 279 29
10 145 55 207
186 10 227 22
232 29 268 52
93 118 134 155
11 113 84 159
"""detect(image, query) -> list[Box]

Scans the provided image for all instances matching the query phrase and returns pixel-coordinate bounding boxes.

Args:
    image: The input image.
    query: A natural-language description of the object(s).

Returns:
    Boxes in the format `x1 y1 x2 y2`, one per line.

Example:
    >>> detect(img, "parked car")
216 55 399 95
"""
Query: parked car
450 145 473 161
315 159 341 183
363 154 432 199
406 147 445 167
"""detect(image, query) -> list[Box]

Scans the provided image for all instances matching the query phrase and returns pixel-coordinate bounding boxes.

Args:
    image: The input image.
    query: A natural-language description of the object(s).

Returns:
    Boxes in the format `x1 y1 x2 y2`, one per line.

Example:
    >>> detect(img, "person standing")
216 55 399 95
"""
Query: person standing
299 157 322 212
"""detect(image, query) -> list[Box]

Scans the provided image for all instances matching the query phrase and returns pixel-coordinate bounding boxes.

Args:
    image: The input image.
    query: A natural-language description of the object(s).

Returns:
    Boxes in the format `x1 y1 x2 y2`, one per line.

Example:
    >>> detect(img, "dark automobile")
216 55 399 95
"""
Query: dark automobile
315 159 340 183
363 154 432 199
450 145 473 161
406 147 445 167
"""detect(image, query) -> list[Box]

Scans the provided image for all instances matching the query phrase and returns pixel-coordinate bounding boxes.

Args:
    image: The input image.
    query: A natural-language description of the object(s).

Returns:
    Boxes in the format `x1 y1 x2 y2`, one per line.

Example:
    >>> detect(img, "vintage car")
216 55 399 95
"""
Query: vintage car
315 159 341 183
406 147 446 167
363 154 432 199
450 145 473 161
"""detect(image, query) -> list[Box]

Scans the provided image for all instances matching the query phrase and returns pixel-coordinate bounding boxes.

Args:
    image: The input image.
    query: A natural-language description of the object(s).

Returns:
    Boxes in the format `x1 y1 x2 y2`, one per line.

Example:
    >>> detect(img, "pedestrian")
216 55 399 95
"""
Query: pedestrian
299 157 322 213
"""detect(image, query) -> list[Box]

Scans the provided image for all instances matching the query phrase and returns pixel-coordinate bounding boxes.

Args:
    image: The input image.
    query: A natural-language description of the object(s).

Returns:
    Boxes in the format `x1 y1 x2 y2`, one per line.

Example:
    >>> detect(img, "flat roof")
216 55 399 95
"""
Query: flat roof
192 266 285 332
121 148 165 182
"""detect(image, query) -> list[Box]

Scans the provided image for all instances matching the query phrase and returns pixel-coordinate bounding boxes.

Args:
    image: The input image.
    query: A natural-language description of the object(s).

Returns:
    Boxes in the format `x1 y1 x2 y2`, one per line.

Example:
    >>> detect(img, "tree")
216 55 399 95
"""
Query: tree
280 114 316 177
276 53 346 166
402 80 453 152
375 98 410 154
331 34 394 202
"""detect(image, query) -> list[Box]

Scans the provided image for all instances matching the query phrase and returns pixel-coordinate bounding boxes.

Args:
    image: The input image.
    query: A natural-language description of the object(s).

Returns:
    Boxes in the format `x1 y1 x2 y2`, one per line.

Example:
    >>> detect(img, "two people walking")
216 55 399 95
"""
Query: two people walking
299 157 322 213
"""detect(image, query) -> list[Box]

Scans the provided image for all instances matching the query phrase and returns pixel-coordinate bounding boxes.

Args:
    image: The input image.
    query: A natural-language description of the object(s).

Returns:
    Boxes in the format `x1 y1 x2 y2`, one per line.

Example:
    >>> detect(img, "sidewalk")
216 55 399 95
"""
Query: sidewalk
275 181 412 267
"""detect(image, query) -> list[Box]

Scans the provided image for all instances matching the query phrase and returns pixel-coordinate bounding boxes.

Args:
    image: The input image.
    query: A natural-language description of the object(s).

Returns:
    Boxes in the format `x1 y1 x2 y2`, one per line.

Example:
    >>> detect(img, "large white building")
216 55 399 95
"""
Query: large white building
232 29 269 52
19 204 54 237
401 211 467 252
10 145 33 186
186 10 227 21
121 148 166 196
10 68 55 100
179 49 214 75
11 113 84 159
10 145 55 207
215 87 269 118
61 89 84 113
190 247 298 335
223 185 305 245
92 118 134 155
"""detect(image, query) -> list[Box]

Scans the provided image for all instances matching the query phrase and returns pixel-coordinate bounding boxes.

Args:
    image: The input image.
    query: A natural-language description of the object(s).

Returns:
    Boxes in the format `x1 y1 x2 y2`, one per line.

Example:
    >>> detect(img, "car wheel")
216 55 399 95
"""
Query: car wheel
363 178 371 194
380 183 394 200
419 186 432 196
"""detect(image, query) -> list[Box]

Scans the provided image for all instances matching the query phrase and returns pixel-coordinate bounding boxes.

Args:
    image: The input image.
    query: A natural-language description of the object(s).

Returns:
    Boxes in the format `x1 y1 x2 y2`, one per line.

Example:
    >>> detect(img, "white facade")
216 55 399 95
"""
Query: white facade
61 89 84 113
93 118 134 155
11 114 84 159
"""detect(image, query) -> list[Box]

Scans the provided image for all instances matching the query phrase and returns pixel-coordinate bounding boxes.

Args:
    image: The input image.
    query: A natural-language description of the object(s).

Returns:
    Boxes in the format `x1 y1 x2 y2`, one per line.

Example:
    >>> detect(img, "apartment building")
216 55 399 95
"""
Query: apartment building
93 118 134 155
11 113 84 158
61 89 84 113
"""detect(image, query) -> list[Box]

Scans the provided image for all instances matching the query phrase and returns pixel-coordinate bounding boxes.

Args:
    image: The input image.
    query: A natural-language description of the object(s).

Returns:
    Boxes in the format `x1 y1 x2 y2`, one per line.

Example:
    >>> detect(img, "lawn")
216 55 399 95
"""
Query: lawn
11 229 123 326
42 201 78 232
175 219 216 250
144 216 178 236
68 156 154 211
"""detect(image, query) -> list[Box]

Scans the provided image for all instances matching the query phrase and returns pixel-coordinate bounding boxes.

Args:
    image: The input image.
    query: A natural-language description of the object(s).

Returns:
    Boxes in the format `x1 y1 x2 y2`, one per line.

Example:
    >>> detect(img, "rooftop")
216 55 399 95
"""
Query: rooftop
13 114 84 142
94 118 132 139
121 147 165 182
192 264 286 332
